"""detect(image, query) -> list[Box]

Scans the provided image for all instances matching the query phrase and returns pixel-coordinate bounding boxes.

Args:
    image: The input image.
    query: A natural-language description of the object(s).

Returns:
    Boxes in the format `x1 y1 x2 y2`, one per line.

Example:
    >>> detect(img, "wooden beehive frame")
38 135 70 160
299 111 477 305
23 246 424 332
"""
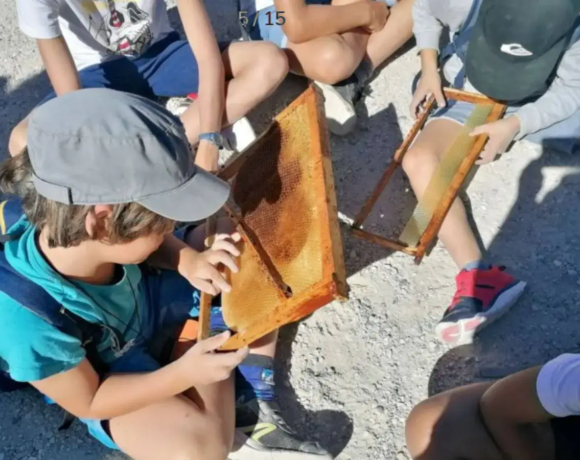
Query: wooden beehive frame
351 88 506 264
212 85 347 350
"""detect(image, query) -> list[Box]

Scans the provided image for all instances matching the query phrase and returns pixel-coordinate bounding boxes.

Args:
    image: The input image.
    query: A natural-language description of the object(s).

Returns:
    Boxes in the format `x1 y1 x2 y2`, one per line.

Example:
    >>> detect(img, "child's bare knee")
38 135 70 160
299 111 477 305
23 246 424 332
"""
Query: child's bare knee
252 44 288 88
405 399 446 459
401 145 435 179
315 40 357 84
8 121 28 157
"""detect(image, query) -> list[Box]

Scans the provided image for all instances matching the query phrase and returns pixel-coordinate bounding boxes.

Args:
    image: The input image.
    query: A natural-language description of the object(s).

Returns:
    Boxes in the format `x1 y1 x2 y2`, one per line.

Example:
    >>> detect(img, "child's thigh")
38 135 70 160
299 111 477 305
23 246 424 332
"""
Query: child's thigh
402 118 464 177
109 392 233 460
406 382 503 460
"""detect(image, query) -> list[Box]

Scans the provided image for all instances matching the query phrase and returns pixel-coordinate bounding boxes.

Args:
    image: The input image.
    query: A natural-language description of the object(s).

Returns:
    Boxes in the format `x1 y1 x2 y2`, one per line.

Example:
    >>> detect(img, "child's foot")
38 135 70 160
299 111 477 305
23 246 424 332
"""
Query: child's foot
435 265 527 346
221 116 257 153
314 60 373 136
314 80 359 136
232 398 333 459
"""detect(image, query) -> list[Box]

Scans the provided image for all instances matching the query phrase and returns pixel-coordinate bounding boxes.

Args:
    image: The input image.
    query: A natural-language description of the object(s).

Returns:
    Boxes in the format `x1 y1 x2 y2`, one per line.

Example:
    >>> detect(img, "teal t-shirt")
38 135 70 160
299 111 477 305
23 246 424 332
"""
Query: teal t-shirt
0 218 147 382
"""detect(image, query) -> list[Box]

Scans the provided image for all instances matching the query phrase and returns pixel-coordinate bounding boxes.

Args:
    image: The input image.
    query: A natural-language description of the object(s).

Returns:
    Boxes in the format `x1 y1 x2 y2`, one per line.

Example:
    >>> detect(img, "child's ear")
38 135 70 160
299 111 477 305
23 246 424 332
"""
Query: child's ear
86 205 114 239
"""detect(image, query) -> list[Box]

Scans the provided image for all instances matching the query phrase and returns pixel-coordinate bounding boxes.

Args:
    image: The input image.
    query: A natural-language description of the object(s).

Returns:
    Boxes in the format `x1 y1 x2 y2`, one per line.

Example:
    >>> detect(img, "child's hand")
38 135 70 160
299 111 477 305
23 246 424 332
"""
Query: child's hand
364 2 390 33
410 70 446 119
180 233 242 295
177 331 249 386
470 116 521 165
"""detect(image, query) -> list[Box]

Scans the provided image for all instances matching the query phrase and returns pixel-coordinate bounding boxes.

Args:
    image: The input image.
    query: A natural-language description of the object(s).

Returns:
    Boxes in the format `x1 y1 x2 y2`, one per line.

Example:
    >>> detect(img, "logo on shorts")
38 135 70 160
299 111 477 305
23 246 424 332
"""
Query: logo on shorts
500 43 533 57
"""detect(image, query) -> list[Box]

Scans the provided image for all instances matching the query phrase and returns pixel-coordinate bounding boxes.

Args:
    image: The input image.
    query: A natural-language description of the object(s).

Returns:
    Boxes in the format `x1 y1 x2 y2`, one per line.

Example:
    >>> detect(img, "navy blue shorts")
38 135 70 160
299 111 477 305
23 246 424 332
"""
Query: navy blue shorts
40 33 229 105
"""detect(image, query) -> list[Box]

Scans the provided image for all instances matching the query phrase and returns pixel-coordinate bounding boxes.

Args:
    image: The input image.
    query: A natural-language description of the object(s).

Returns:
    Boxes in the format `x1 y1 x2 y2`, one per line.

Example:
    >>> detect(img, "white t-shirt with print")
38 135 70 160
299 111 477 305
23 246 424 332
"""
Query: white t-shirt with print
537 353 580 417
17 0 174 70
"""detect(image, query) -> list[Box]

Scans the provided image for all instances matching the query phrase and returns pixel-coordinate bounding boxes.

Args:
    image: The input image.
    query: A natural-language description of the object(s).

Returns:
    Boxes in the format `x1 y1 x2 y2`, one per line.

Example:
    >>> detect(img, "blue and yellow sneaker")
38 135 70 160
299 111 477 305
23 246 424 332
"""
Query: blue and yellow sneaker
231 356 332 459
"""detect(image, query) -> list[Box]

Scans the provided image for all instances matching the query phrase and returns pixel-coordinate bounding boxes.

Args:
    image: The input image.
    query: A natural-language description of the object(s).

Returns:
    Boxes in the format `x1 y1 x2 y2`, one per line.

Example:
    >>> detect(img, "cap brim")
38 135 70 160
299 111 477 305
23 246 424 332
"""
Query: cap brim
466 22 567 102
138 169 230 222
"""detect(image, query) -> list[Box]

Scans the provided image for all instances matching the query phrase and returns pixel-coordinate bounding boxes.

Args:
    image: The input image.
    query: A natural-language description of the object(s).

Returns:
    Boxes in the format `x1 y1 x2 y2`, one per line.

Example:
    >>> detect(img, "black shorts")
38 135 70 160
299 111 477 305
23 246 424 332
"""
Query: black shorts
553 416 580 460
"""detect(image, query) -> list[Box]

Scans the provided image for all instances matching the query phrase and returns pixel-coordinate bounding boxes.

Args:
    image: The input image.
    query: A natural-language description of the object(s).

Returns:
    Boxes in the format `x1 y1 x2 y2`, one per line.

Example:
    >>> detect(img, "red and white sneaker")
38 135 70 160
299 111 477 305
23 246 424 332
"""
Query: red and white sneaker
435 266 527 345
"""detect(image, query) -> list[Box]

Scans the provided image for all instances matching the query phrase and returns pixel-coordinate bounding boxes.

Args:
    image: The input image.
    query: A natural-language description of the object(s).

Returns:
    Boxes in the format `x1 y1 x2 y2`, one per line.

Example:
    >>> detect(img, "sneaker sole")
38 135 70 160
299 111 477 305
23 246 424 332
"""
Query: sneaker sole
229 430 334 460
313 82 356 136
434 280 527 346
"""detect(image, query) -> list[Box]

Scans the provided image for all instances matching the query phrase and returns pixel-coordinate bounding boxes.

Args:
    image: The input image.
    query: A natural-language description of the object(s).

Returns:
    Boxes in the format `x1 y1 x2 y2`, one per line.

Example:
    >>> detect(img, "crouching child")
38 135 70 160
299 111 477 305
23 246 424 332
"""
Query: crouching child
0 88 249 459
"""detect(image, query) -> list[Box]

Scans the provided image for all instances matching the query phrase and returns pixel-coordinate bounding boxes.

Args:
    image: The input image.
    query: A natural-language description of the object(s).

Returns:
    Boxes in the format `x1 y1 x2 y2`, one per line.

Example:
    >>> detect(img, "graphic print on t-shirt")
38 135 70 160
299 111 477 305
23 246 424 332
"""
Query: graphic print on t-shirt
86 0 154 56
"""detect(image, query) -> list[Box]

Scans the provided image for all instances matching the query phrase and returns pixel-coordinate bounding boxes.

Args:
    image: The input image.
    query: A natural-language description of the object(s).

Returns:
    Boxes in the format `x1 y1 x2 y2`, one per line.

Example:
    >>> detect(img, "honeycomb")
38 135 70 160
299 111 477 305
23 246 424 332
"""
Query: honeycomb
221 87 346 339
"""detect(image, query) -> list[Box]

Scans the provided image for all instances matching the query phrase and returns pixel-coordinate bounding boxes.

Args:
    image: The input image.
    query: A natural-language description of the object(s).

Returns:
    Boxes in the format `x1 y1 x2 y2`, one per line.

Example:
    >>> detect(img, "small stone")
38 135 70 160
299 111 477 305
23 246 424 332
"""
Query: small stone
350 249 358 259
531 304 540 312
554 260 562 267
568 269 578 276
427 341 436 352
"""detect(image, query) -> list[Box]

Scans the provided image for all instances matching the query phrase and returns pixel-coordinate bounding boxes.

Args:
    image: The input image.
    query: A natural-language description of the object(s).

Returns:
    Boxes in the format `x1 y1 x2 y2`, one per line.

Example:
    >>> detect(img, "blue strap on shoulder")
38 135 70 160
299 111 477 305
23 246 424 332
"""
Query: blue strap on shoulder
0 198 93 343
439 0 483 89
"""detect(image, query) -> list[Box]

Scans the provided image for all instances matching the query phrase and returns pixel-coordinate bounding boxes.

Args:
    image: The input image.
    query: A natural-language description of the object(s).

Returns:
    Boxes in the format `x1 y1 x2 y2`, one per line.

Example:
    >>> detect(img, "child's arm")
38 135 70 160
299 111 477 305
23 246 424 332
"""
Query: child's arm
275 0 388 44
480 365 560 460
513 41 580 138
31 332 248 420
37 37 81 95
409 0 445 117
16 0 80 95
177 0 224 170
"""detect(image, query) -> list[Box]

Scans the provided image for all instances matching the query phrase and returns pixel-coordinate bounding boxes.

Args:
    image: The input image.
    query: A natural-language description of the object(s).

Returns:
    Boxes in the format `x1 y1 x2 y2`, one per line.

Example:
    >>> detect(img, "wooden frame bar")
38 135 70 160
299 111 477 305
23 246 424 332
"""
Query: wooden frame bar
352 89 506 264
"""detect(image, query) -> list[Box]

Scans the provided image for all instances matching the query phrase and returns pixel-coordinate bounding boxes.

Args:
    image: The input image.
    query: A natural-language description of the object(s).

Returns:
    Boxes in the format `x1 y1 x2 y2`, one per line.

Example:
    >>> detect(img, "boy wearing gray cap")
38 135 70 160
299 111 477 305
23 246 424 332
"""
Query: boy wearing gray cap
401 0 580 346
9 0 288 172
0 89 327 459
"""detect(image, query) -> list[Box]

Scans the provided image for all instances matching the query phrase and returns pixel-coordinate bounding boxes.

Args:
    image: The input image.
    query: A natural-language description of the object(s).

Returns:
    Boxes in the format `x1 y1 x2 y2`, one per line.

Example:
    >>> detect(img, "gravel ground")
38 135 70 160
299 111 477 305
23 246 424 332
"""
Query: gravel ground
2 1 580 459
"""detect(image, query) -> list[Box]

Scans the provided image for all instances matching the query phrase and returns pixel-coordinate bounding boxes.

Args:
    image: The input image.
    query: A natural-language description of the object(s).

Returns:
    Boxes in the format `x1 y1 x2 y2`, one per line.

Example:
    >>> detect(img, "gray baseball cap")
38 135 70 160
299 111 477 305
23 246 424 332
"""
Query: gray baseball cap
27 88 230 222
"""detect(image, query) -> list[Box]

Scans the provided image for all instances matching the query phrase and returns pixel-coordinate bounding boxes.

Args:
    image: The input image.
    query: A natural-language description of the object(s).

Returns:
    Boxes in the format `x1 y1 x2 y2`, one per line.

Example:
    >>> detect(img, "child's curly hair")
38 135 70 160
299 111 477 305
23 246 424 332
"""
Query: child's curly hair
0 149 175 248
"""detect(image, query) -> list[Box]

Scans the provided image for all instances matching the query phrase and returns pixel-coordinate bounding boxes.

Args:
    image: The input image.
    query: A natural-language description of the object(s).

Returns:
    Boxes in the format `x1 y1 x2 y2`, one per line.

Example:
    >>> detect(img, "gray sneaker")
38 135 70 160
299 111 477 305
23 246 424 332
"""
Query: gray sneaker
314 60 373 136
231 398 333 460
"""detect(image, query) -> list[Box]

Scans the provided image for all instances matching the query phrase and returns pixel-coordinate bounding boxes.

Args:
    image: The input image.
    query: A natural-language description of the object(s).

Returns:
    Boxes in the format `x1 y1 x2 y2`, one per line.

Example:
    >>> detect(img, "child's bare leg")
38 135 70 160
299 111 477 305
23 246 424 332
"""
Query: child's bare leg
187 219 329 456
366 0 414 69
402 120 482 268
285 30 369 84
109 377 235 460
8 117 29 157
406 382 504 460
180 41 288 145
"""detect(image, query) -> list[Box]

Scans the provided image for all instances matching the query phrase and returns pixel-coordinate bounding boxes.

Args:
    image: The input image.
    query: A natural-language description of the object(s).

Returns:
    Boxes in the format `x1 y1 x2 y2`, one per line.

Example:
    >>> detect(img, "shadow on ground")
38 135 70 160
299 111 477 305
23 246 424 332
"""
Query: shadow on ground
428 142 580 396
277 323 354 457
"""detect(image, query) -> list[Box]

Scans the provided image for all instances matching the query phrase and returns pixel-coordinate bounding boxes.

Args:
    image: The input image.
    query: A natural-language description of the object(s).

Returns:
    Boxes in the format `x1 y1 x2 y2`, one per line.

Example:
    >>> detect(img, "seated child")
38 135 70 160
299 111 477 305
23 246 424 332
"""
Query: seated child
403 0 580 345
406 353 580 460
0 89 329 459
238 0 414 135
10 0 289 171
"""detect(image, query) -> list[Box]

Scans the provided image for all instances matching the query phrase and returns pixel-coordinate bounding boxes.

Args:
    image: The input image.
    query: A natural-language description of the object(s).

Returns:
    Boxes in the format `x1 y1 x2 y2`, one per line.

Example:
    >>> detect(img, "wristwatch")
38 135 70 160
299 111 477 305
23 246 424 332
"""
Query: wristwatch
199 132 224 149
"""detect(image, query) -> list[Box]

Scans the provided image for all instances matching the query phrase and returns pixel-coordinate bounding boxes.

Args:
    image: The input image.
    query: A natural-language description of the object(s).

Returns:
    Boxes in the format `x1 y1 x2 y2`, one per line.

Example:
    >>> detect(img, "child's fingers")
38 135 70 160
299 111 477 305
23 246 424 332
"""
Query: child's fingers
193 277 219 296
214 232 241 242
208 251 239 273
409 94 423 119
211 239 241 257
470 124 489 137
198 331 231 353
212 347 250 368
207 269 232 293
434 87 446 108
